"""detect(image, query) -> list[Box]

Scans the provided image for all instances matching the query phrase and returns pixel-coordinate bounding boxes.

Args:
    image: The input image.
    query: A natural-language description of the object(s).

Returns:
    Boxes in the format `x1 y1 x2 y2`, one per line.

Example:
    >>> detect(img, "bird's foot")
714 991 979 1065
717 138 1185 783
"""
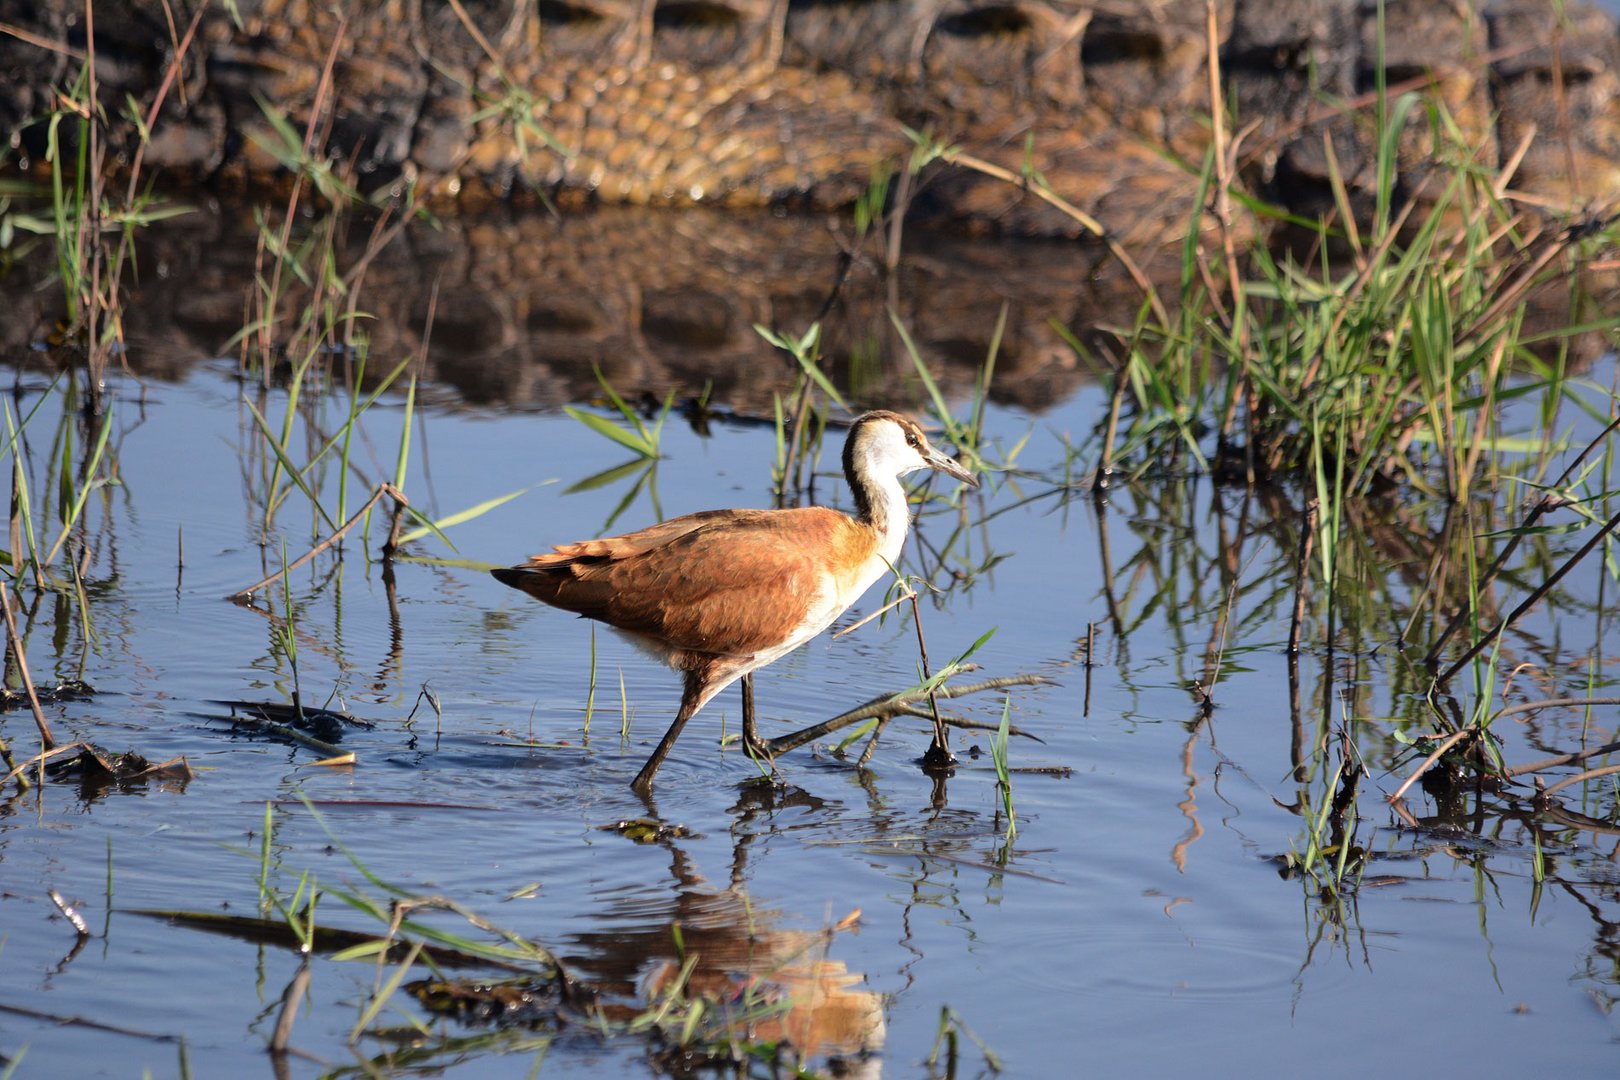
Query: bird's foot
744 733 783 784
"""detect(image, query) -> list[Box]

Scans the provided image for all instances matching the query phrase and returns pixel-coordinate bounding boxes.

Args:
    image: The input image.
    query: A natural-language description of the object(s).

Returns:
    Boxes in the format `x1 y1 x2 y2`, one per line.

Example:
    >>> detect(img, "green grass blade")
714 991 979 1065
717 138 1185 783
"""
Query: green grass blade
394 373 418 490
346 938 425 1041
395 485 536 545
241 395 338 532
43 406 113 566
563 406 657 458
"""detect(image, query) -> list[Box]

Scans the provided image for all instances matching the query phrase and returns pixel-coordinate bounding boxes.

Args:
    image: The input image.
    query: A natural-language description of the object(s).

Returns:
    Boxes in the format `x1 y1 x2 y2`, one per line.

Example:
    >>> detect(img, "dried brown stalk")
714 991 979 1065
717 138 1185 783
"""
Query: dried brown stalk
1387 728 1473 804
0 740 91 789
228 482 409 601
939 148 1168 326
761 673 1049 757
1436 506 1620 685
1538 763 1620 799
1 579 54 751
269 957 311 1057
1288 501 1318 655
1426 417 1620 667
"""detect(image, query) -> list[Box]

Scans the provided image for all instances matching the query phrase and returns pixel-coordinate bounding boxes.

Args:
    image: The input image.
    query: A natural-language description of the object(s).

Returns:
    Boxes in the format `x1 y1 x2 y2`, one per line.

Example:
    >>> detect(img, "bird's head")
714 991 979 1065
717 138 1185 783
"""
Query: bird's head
845 410 978 488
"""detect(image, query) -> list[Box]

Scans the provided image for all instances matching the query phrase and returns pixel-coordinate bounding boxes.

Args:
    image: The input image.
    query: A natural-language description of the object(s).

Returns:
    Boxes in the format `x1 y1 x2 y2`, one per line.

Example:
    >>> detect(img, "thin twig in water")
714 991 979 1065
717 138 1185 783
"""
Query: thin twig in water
1095 354 1126 492
1196 557 1247 713
1 579 54 750
1495 696 1620 723
1289 500 1317 655
763 673 1050 756
1082 621 1096 716
269 957 312 1056
1437 507 1620 684
0 728 26 792
1387 728 1473 804
0 740 92 789
1538 763 1620 799
228 482 408 600
1506 736 1620 779
49 888 91 936
1425 416 1620 667
910 591 951 763
0 999 181 1042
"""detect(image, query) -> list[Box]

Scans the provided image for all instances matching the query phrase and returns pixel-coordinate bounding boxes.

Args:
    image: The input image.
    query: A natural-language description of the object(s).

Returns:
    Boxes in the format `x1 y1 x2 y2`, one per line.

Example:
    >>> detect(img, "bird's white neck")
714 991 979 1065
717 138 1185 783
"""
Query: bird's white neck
842 412 950 570
859 472 914 566
844 431 915 566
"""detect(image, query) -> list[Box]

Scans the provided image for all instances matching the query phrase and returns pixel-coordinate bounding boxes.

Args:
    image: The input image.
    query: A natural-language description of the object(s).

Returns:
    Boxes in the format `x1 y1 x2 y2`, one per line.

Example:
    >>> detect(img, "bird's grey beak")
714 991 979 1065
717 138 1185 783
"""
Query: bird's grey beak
925 443 978 488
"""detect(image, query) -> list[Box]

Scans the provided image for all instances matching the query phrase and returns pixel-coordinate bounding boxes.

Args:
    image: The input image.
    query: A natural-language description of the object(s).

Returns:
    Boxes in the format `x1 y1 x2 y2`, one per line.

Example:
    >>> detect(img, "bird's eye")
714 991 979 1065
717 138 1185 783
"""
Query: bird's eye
906 432 920 448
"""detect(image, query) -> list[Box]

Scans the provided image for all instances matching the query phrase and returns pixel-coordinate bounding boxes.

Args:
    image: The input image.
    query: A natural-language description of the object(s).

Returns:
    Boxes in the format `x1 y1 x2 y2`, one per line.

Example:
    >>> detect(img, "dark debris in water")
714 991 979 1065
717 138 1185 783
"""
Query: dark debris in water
210 698 376 734
0 679 94 711
407 977 576 1028
599 817 699 843
45 743 193 794
729 782 825 816
129 909 533 972
199 698 377 757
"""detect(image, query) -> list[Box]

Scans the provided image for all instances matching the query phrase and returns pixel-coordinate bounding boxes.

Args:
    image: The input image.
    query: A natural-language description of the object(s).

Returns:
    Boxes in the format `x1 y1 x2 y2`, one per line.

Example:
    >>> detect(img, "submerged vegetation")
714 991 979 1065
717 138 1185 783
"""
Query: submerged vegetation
1 1 1619 1075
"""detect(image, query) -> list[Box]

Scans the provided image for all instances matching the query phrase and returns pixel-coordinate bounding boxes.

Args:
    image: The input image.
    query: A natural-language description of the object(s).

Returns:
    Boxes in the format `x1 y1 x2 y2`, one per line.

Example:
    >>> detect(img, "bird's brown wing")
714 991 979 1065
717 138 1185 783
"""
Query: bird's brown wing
495 507 875 656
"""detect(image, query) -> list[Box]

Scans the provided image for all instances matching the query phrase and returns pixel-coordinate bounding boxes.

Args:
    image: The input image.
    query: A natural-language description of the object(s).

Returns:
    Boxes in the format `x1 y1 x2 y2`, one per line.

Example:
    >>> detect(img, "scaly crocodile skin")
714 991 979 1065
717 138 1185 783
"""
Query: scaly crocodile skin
0 0 1613 237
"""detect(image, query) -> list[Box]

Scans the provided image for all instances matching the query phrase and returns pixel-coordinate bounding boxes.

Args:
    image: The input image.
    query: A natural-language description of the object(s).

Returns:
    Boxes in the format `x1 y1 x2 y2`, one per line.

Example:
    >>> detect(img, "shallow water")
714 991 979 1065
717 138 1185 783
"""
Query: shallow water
2 208 1619 1078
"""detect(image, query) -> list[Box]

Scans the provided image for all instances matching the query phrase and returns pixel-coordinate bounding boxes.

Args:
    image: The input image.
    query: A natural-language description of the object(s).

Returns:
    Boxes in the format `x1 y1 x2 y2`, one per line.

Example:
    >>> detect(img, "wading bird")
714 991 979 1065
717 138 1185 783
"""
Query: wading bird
492 410 977 792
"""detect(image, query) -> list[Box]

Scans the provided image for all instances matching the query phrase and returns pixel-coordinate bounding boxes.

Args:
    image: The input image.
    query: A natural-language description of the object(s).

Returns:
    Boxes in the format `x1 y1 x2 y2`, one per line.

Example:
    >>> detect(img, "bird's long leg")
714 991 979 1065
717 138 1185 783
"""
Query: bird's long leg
741 673 756 746
631 672 706 793
740 673 780 780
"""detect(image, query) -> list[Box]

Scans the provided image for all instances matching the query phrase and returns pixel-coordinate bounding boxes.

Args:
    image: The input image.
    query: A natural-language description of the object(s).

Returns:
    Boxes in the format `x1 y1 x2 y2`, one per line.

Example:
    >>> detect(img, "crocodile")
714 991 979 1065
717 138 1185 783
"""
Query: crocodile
0 0 1615 241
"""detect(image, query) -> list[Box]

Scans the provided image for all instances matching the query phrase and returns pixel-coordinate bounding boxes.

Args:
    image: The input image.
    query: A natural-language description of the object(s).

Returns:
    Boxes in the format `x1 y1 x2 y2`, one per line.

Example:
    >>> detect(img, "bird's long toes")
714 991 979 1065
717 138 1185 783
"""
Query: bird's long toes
744 735 783 783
